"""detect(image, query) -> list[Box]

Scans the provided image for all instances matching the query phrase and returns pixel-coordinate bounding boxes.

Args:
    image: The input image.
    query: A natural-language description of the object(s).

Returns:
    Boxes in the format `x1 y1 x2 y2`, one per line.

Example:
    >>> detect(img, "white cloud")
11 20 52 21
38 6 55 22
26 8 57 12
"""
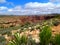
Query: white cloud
24 2 60 15
0 0 6 3
0 6 8 10
8 6 21 11
50 0 60 3
0 2 60 15
25 2 54 8
25 2 56 12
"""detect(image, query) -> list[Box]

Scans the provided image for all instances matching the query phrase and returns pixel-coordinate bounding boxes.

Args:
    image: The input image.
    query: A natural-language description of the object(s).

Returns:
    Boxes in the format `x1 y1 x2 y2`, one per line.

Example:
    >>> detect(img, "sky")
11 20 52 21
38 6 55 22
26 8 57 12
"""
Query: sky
0 0 60 15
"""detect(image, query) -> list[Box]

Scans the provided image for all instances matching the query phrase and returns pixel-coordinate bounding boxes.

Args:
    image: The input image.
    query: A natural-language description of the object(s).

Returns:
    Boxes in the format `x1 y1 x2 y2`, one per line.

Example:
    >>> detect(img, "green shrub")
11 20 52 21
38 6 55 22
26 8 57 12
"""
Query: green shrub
0 36 6 45
52 34 60 45
0 36 6 42
8 33 28 45
39 26 52 45
53 21 60 26
27 37 36 45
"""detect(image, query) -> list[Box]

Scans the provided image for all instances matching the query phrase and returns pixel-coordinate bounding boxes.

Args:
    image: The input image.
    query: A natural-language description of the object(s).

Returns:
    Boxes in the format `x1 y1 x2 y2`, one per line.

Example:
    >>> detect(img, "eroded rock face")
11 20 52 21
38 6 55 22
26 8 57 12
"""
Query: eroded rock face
0 15 54 28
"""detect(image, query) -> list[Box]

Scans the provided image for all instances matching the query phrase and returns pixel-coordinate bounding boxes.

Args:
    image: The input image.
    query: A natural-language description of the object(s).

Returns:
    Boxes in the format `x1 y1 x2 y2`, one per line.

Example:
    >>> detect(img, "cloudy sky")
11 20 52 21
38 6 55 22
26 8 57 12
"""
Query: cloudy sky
0 0 60 15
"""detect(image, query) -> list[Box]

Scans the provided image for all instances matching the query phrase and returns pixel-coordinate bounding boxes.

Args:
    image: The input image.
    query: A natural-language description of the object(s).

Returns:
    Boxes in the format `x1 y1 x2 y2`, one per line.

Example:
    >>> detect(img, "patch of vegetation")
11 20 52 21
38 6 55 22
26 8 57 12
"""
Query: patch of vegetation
8 33 28 45
53 21 60 26
39 26 52 45
0 36 6 45
52 34 60 45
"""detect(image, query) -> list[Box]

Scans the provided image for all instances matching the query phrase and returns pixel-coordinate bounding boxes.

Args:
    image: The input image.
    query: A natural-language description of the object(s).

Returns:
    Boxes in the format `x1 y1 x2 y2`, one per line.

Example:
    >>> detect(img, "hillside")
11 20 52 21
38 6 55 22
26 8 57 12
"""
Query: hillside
0 14 60 45
0 15 55 28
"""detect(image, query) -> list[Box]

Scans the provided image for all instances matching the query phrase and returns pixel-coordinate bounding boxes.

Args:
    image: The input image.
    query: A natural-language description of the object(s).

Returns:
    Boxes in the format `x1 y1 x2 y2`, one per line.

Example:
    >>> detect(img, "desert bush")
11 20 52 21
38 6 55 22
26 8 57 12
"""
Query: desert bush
29 27 34 31
0 41 6 45
6 31 12 36
0 36 6 45
8 33 28 45
28 39 36 45
35 24 40 29
54 15 60 18
39 26 52 45
53 21 60 26
27 37 36 45
10 25 15 27
8 32 37 45
0 36 6 42
52 34 60 45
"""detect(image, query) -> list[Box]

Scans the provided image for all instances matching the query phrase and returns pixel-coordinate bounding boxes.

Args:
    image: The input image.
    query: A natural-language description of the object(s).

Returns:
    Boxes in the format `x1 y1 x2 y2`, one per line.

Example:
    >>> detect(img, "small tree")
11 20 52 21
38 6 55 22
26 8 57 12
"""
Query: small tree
39 26 52 45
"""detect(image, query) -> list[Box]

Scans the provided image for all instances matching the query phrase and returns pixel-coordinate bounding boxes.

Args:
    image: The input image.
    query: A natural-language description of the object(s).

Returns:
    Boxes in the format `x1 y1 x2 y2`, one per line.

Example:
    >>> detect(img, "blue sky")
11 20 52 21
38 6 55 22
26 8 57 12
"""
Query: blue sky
7 0 49 5
0 0 60 15
0 0 50 8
